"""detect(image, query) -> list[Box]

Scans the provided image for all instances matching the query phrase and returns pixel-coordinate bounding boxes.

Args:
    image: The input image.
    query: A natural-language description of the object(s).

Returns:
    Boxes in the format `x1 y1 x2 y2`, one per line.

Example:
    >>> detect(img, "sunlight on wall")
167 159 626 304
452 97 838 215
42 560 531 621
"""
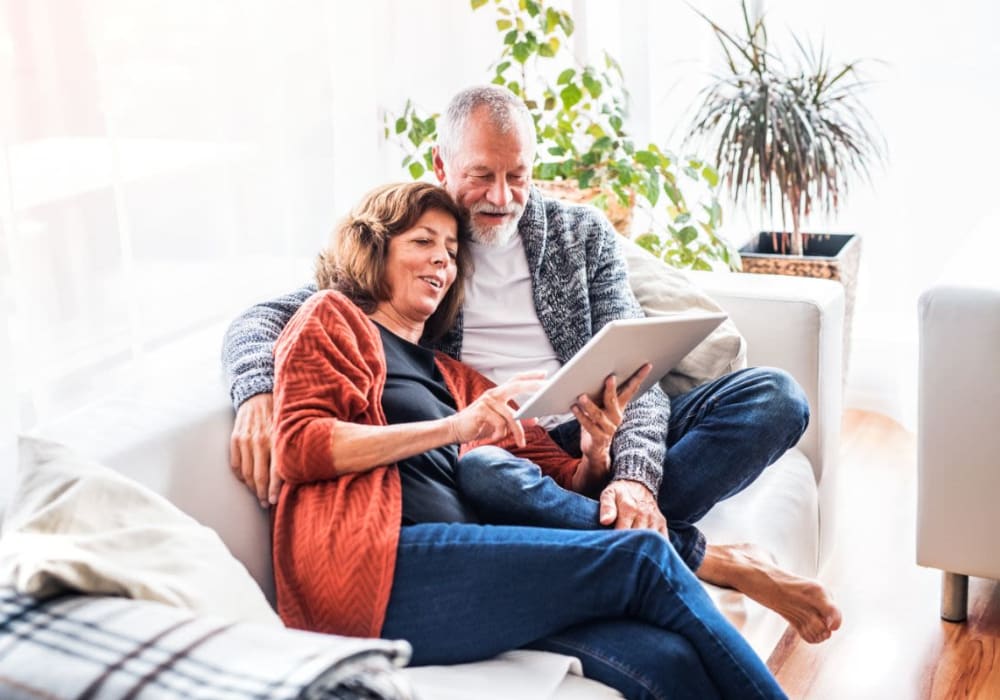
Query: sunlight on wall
635 0 1000 430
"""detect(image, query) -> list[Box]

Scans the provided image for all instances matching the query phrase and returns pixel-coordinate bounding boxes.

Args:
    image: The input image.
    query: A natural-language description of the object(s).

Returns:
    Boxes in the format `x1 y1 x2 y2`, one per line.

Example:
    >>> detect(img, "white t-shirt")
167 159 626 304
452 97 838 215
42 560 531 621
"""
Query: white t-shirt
461 235 570 426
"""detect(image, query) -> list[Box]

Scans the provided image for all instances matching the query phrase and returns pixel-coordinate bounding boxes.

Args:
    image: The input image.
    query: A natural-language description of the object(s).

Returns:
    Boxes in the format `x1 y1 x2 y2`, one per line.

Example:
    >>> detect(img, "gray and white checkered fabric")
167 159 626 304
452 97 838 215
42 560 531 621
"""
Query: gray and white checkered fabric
0 589 415 699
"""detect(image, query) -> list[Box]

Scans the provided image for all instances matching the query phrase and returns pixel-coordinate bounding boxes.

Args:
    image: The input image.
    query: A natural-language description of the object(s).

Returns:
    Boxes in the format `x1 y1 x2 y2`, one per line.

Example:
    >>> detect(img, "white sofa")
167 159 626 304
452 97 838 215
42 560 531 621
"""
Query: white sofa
917 281 1000 621
26 267 844 697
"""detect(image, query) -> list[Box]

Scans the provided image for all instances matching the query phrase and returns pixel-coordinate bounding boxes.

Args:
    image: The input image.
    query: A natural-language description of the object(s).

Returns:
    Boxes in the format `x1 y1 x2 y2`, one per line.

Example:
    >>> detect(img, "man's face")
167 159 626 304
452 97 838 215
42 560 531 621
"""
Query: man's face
433 107 534 247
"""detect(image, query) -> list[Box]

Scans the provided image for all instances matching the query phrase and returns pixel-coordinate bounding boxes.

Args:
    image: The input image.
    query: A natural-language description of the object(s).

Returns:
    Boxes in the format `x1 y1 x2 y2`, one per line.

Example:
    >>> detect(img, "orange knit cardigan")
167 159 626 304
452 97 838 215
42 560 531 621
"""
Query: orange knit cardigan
272 290 578 637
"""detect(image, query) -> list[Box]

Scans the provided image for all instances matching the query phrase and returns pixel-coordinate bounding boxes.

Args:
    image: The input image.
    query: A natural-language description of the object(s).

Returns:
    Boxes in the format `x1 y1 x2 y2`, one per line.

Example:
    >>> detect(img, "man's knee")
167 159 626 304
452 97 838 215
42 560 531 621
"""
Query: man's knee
749 367 810 436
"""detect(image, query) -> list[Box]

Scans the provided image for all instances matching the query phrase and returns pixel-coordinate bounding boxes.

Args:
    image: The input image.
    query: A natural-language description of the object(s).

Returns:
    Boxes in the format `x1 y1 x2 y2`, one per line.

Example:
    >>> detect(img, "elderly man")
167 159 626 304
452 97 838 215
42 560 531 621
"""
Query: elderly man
222 85 841 651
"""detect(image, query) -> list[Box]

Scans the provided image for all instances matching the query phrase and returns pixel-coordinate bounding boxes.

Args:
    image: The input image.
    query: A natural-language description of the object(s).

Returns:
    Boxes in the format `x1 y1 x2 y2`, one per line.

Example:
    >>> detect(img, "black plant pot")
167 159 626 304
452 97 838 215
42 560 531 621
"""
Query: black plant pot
740 232 856 258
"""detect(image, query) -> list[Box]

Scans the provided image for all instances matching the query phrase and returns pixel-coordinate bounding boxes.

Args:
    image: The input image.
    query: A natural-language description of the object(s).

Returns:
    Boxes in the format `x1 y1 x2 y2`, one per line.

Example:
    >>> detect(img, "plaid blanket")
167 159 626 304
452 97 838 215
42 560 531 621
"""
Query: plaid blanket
0 588 415 699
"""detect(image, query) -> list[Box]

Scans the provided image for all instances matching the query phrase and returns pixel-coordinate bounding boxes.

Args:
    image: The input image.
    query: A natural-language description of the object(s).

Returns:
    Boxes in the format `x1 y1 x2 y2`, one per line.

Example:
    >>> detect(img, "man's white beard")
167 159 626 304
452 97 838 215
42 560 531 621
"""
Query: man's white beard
470 219 519 247
468 203 524 247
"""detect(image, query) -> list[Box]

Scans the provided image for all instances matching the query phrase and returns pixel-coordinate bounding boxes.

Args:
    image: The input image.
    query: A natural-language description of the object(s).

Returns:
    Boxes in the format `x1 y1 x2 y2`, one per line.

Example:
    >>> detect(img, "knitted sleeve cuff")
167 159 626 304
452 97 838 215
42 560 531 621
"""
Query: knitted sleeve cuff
230 374 276 411
610 451 663 495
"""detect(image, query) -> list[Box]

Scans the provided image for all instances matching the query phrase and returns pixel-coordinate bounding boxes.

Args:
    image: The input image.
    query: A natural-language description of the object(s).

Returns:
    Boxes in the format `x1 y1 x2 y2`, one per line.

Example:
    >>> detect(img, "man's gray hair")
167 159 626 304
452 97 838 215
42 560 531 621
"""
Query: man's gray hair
438 85 537 161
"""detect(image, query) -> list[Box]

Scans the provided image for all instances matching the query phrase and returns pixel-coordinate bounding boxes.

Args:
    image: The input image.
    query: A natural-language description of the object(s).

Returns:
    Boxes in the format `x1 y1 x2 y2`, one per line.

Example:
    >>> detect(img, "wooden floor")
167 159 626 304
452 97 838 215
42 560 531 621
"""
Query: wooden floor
768 410 1000 699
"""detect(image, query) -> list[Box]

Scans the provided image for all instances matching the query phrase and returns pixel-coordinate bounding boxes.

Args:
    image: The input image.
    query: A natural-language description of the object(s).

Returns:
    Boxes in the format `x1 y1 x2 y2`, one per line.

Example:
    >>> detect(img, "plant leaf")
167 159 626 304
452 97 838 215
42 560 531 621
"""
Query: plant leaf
592 135 613 151
701 163 719 187
558 12 575 37
582 73 603 98
536 162 560 179
635 150 658 169
560 83 583 109
634 233 662 256
677 225 698 245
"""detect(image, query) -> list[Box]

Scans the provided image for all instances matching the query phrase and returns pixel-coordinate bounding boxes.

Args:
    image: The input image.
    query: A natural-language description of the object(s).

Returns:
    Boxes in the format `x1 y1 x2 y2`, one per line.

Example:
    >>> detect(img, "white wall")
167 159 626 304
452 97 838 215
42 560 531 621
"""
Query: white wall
590 0 1000 429
3 0 997 435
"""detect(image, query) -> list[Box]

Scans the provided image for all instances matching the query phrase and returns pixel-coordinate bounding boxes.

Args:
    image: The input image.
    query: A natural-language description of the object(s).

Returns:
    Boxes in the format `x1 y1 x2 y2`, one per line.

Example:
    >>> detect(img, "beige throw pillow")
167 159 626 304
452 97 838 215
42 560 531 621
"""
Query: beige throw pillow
620 236 748 395
0 436 282 627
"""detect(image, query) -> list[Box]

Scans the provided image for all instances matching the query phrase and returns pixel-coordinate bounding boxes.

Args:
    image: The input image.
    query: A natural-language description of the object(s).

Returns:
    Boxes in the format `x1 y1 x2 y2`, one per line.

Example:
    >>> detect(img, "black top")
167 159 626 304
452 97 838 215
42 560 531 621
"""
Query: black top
376 323 479 525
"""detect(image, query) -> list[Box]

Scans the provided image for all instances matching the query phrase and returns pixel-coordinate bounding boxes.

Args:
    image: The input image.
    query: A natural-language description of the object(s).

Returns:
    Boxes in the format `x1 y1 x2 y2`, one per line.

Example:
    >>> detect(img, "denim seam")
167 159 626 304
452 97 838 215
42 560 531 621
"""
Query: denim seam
541 635 666 700
629 546 770 700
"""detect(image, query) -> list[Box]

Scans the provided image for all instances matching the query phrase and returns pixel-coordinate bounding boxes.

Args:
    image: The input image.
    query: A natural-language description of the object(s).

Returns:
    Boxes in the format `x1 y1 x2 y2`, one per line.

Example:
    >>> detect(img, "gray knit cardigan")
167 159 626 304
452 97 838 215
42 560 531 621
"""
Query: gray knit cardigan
222 187 670 493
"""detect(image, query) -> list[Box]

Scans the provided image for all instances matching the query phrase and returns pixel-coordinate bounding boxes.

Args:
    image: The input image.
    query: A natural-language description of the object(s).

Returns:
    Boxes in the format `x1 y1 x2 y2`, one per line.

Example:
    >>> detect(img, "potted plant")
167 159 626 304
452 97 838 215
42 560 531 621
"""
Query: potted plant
683 0 884 363
386 0 740 271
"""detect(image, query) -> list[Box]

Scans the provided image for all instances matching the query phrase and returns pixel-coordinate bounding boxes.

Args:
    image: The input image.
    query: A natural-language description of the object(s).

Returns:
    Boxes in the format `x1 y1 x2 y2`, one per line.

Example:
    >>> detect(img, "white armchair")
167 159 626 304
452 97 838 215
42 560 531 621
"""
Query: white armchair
917 282 1000 621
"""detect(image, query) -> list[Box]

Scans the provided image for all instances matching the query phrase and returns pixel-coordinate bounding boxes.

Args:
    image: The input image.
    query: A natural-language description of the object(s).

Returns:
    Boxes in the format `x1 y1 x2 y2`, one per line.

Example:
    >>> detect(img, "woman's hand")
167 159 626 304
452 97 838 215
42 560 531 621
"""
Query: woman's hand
572 364 652 494
449 371 547 448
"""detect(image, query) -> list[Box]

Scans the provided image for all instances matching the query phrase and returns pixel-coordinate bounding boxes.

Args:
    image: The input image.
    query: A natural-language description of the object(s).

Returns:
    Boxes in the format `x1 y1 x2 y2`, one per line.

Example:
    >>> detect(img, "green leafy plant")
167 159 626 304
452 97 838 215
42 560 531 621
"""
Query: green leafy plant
384 0 739 271
684 1 884 256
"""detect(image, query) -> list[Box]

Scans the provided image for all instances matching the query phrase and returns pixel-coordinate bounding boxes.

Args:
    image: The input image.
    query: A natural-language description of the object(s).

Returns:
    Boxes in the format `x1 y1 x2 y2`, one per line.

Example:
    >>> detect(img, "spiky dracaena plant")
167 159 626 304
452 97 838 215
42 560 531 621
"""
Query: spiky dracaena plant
684 1 884 256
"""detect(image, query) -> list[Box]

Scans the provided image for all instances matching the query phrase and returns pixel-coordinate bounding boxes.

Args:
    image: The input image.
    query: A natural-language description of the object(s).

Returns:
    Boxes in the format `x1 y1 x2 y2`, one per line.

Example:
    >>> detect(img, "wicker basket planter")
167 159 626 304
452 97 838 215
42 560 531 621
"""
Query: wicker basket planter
533 180 633 236
740 232 861 372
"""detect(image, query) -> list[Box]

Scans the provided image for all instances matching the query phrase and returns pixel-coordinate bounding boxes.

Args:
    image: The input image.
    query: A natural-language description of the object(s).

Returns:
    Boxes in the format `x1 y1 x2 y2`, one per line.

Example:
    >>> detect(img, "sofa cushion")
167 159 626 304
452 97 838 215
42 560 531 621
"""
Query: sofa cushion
619 236 747 395
27 329 276 605
698 446 819 658
404 649 620 700
0 437 279 626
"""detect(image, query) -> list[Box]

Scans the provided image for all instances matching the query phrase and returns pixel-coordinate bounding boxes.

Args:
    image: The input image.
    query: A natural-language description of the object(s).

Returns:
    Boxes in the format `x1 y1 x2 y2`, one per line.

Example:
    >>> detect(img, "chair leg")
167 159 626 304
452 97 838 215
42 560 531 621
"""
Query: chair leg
941 572 969 622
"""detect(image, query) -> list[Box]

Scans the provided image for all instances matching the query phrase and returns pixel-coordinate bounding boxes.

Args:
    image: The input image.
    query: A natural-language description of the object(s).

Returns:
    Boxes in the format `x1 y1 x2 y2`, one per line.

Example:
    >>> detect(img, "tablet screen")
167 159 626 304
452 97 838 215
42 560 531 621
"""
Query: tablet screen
514 313 726 419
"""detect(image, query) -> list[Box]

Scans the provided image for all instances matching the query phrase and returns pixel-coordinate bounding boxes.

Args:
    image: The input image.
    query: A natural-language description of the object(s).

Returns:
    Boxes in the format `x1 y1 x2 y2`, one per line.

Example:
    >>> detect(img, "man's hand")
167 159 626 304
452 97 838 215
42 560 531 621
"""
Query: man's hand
599 479 667 535
572 364 652 495
230 393 282 507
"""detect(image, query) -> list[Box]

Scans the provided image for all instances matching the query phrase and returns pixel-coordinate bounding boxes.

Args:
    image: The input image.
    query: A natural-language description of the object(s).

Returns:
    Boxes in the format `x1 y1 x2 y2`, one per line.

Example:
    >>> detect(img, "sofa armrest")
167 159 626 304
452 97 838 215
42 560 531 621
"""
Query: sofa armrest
686 270 845 562
684 270 844 481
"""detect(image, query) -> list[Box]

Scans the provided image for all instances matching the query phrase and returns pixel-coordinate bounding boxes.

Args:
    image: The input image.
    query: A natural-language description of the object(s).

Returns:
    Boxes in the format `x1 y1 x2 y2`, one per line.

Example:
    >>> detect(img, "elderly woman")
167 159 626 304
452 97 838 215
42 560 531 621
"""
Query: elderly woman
271 181 787 700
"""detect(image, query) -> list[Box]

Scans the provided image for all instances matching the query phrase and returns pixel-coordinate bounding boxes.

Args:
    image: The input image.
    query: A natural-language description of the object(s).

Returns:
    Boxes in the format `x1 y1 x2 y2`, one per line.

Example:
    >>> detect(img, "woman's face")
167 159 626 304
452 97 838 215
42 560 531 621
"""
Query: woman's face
381 207 459 323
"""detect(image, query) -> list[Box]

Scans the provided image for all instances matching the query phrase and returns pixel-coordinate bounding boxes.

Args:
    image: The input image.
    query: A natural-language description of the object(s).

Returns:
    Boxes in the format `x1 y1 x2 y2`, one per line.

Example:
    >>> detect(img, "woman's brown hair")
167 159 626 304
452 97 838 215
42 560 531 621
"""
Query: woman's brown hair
315 182 469 341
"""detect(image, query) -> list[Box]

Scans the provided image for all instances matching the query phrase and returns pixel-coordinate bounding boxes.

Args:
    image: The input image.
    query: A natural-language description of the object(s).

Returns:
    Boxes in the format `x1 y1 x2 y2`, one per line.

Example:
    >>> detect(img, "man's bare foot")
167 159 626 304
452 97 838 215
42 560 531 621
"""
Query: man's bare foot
696 543 842 644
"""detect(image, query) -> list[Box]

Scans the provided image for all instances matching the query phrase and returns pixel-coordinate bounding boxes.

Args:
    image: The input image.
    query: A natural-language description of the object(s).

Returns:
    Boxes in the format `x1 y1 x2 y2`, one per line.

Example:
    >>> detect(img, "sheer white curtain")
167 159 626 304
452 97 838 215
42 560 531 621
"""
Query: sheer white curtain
0 0 507 449
4 0 347 430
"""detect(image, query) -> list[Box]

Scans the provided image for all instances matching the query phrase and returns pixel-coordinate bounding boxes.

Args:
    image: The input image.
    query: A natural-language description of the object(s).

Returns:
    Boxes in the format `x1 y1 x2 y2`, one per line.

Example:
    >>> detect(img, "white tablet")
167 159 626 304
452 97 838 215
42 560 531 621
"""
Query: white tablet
514 312 727 419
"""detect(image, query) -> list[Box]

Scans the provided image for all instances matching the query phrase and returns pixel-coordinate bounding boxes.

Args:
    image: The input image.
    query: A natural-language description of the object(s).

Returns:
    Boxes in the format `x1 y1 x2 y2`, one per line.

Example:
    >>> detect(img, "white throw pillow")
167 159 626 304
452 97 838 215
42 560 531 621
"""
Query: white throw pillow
619 236 748 395
0 436 281 627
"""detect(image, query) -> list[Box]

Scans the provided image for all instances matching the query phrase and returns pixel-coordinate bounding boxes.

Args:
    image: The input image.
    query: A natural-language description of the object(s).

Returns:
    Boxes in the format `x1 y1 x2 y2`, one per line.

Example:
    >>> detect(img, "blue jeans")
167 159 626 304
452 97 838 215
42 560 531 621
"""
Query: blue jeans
545 367 809 570
382 368 803 699
382 522 786 700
